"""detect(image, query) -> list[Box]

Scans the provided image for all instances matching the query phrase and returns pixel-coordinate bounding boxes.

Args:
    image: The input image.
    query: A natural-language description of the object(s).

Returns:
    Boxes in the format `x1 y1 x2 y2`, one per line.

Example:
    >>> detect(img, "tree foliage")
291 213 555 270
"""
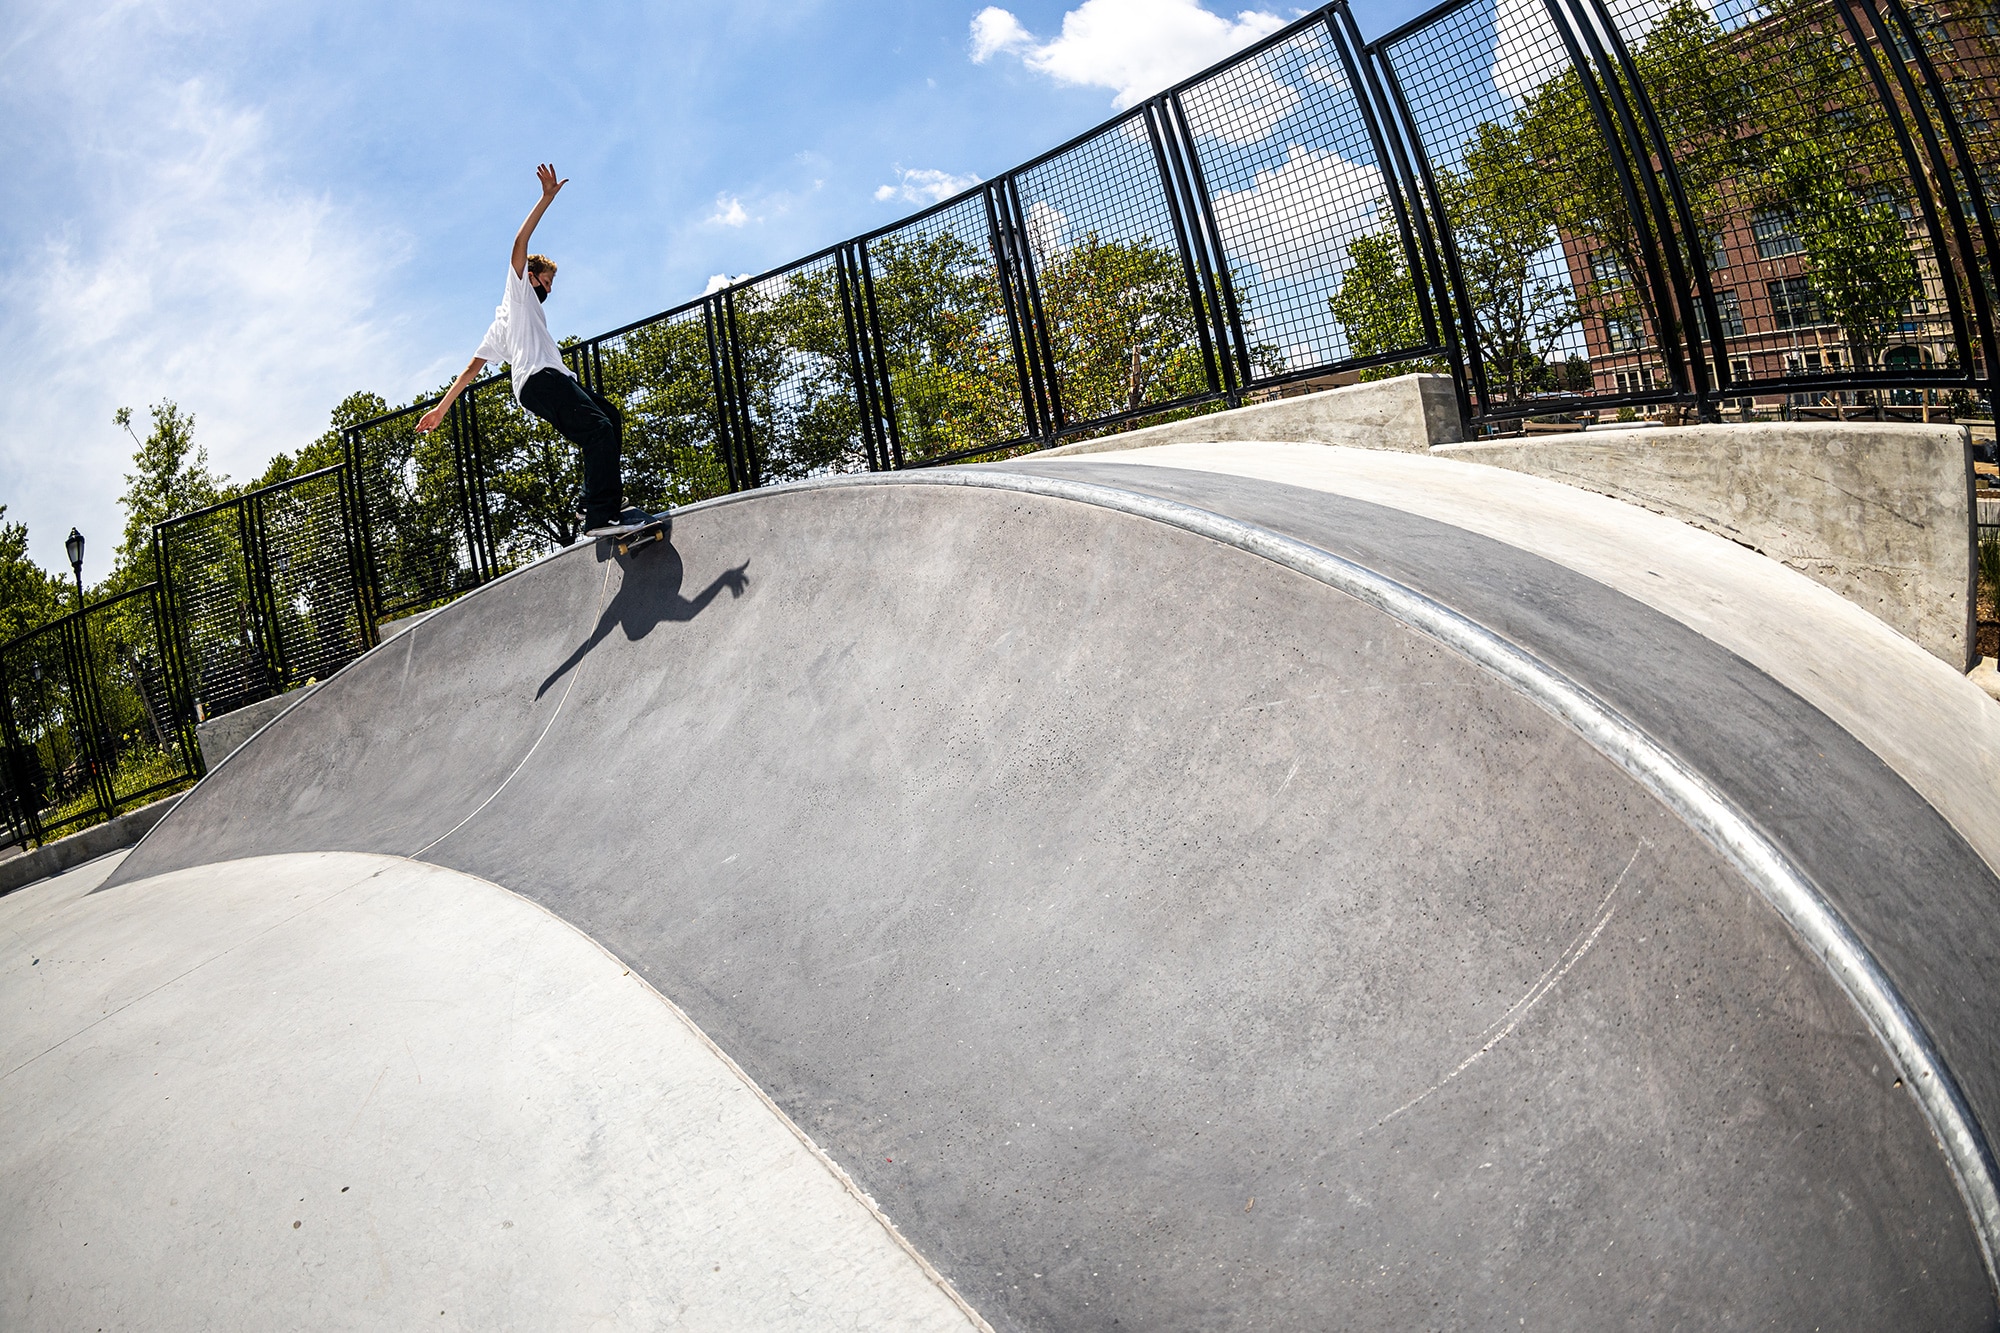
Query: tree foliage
1327 230 1448 381
1435 121 1577 403
112 401 230 590
0 509 65 646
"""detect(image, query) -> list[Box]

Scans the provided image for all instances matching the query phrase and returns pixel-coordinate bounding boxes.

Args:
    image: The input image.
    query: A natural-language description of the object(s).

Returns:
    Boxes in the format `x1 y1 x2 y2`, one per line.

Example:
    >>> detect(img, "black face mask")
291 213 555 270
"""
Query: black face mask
532 280 549 304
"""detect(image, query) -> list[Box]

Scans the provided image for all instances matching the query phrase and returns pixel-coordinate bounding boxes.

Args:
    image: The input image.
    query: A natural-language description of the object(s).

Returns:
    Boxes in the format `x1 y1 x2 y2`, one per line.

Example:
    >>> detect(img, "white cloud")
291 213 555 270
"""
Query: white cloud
709 194 751 227
971 6 1035 62
1176 54 1303 146
702 273 755 296
971 0 1287 110
0 62 422 576
1490 0 1573 102
873 167 983 206
1209 146 1388 270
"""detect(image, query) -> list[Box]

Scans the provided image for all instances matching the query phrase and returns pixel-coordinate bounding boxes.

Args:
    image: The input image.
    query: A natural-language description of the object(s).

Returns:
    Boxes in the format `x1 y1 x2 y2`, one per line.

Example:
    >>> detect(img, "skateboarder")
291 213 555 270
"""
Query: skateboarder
417 163 627 534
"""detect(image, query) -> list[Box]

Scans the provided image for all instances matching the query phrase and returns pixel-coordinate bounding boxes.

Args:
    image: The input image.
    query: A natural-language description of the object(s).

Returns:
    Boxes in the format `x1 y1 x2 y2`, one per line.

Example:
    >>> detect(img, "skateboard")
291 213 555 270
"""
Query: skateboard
594 510 670 557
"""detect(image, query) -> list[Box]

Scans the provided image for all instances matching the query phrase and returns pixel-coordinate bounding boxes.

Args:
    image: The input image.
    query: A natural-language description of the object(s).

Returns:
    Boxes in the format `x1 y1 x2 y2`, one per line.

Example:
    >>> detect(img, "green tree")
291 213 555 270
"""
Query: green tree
0 509 65 645
1435 121 1576 404
112 401 229 587
1739 0 1922 368
867 228 1026 462
1032 232 1216 425
1327 229 1447 381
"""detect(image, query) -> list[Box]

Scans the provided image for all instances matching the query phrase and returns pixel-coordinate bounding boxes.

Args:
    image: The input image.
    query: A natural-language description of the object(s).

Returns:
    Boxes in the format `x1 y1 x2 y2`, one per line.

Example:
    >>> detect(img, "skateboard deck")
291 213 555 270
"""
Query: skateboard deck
595 511 669 556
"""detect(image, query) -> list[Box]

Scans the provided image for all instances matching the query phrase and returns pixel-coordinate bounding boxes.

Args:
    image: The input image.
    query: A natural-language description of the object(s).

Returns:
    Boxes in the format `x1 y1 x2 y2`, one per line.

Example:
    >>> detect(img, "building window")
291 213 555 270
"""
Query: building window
1605 315 1646 352
1614 367 1655 395
1753 209 1803 259
1704 231 1728 272
1769 276 1826 329
1786 350 1825 376
1588 252 1631 289
1695 289 1747 342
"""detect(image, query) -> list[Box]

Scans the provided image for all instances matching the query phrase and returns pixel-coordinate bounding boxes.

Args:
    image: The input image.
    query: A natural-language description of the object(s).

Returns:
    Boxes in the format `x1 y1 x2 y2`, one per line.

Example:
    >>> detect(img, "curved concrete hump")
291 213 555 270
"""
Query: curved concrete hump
104 470 1999 1328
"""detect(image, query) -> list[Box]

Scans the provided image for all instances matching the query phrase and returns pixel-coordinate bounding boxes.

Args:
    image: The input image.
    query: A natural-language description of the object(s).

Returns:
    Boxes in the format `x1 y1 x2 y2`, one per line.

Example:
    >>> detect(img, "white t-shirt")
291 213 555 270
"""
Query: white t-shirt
474 264 574 401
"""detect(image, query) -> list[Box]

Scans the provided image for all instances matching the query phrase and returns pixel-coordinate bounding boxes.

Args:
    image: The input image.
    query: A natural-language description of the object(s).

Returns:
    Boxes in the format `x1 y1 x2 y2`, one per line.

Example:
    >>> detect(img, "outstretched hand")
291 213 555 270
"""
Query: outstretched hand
538 163 568 200
416 405 445 434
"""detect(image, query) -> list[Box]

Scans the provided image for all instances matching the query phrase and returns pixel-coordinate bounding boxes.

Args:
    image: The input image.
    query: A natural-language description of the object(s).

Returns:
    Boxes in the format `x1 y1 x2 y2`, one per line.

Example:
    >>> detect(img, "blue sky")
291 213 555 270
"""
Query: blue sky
1 0 1438 577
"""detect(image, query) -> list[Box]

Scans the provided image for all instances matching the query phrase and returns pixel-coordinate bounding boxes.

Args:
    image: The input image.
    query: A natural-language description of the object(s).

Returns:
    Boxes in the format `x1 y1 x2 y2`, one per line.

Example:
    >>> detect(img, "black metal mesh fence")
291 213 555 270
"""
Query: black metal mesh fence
157 501 271 722
1882 0 2000 398
74 586 196 811
1012 111 1219 433
1179 15 1440 381
1382 0 1674 417
730 254 872 482
145 0 1991 671
1596 0 1979 412
345 401 488 620
250 467 372 688
0 619 98 841
0 586 197 845
863 195 1035 464
577 305 736 510
158 465 371 725
452 374 575 571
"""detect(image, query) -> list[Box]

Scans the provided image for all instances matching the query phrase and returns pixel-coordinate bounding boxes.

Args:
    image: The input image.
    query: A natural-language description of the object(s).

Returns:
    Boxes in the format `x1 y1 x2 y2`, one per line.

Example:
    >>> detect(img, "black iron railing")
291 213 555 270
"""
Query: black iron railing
154 463 375 725
0 584 202 846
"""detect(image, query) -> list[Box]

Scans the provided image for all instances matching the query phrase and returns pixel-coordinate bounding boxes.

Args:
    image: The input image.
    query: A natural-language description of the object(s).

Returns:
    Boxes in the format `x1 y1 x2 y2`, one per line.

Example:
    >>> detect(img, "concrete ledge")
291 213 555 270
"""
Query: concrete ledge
1039 373 1462 457
1436 423 1978 669
0 794 183 896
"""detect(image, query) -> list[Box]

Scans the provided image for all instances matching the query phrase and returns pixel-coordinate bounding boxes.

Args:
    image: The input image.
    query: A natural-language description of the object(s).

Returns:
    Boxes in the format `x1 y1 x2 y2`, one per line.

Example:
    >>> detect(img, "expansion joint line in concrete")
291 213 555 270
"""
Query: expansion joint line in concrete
750 466 2000 1297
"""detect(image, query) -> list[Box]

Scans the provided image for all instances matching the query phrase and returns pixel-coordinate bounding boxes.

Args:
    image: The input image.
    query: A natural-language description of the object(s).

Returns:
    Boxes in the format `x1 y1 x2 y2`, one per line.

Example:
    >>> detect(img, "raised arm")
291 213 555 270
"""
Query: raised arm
511 163 568 278
416 356 488 434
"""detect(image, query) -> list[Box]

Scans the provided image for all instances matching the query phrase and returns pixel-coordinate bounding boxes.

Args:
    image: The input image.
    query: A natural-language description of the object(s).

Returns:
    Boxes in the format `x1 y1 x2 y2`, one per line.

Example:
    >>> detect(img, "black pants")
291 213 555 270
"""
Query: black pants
519 367 623 525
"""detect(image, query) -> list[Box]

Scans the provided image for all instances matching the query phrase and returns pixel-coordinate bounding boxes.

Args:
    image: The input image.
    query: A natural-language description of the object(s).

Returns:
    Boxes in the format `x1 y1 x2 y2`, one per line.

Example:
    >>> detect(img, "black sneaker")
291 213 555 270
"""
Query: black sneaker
583 515 626 537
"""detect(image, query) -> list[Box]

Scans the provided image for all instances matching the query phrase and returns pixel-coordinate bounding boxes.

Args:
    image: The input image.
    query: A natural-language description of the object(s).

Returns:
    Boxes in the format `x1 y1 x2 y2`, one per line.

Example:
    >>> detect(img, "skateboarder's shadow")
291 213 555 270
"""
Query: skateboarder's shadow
536 532 750 699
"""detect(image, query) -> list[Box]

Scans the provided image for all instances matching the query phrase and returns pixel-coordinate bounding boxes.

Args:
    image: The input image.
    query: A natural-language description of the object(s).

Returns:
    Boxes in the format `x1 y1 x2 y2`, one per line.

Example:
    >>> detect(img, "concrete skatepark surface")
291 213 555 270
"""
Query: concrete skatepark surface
9 443 1999 1327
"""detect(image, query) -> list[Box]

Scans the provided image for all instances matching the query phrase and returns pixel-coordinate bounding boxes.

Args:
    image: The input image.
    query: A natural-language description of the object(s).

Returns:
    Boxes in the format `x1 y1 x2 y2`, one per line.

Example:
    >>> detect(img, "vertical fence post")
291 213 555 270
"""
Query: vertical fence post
835 247 884 472
61 614 115 826
855 244 906 469
341 428 386 635
982 184 1049 442
1820 0 1975 386
1144 98 1226 401
1002 177 1066 439
231 494 270 703
337 462 380 651
1156 97 1240 404
1371 45 1492 418
1333 4 1448 358
1355 21 1474 430
1575 0 1731 417
1541 0 1692 403
146 582 204 779
699 299 743 493
1852 0 1997 387
1560 0 1704 410
1876 0 2000 390
1162 97 1254 398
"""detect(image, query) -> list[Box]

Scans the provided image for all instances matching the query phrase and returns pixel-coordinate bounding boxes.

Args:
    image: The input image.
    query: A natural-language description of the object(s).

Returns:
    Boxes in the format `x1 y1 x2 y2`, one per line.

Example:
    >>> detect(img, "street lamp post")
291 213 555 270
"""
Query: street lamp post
64 529 85 610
